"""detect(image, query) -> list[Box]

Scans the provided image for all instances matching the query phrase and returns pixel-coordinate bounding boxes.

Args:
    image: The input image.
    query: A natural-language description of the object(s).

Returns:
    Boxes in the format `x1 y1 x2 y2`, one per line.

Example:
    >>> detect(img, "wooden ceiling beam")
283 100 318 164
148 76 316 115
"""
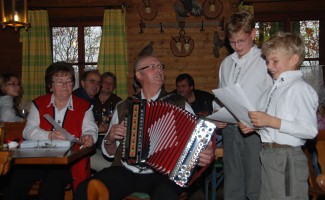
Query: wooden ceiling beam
242 0 325 15
28 0 128 8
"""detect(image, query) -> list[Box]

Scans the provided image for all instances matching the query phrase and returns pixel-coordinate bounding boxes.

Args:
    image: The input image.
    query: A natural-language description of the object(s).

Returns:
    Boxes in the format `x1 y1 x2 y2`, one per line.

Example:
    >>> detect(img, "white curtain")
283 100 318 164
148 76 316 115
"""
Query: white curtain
301 65 325 105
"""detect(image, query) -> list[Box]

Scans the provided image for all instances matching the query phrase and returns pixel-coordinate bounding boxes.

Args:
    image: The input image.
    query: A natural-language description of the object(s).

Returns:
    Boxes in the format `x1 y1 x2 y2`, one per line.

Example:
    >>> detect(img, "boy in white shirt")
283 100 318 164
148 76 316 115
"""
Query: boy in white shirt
215 10 273 199
240 31 318 199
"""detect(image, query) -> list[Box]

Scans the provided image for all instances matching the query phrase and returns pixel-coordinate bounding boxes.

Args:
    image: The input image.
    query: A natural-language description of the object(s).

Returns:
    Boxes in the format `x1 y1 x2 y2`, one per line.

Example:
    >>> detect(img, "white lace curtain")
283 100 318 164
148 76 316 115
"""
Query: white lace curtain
301 65 325 105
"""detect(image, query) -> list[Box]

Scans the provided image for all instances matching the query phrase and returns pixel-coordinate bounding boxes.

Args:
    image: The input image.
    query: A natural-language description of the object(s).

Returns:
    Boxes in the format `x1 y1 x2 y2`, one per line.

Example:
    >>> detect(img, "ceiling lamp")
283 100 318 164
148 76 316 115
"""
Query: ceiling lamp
0 0 30 31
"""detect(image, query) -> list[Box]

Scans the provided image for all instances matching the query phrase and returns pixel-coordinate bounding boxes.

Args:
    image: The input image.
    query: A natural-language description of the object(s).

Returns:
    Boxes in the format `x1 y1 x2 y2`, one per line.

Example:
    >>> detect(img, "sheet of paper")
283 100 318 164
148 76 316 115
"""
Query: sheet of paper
212 84 256 127
13 146 71 158
20 140 71 148
205 107 238 124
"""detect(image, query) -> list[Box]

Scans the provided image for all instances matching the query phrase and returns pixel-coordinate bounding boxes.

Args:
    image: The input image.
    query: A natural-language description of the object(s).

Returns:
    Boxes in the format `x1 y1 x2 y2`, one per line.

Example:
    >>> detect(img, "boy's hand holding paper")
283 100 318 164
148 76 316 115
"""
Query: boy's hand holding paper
212 84 256 128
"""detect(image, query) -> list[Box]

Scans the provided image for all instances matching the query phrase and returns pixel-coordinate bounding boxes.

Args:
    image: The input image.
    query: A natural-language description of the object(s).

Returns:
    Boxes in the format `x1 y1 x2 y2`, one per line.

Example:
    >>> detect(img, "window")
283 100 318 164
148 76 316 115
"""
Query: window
255 21 284 48
255 16 324 104
52 26 102 88
255 19 320 66
291 20 319 67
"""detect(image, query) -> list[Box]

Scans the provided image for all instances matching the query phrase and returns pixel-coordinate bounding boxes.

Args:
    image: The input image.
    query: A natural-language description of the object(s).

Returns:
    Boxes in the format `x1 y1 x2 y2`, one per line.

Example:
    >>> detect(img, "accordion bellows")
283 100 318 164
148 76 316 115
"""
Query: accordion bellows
122 100 216 187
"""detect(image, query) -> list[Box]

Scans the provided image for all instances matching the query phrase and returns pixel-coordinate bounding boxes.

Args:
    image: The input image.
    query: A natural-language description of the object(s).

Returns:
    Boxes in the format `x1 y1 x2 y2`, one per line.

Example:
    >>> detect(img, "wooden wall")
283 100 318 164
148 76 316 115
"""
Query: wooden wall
0 29 22 77
125 0 234 95
0 0 324 96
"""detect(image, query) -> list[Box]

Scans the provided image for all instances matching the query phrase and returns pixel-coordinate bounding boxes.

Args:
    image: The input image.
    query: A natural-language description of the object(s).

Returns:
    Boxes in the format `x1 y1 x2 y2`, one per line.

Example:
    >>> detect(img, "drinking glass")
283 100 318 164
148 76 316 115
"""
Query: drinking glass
20 108 29 119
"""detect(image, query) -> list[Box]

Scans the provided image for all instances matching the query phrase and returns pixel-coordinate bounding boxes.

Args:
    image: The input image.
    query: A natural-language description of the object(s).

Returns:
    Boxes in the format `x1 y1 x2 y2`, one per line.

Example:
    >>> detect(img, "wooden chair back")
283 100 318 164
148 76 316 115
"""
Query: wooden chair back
87 179 109 200
4 121 26 141
305 130 325 199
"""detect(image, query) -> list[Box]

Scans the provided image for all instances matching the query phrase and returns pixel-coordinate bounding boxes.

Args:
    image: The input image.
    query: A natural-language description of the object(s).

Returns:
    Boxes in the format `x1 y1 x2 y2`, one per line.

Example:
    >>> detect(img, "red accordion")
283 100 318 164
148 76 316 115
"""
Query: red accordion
122 99 216 187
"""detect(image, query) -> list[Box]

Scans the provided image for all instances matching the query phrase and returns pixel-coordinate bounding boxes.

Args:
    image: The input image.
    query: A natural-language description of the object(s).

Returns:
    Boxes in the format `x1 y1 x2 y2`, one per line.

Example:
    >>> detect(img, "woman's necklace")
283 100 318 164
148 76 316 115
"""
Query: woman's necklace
99 93 110 104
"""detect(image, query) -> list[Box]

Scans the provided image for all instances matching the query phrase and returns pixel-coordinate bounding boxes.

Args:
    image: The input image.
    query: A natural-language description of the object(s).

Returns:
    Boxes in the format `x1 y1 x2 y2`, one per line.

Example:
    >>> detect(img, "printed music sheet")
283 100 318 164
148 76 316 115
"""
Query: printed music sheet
212 84 255 127
205 107 238 124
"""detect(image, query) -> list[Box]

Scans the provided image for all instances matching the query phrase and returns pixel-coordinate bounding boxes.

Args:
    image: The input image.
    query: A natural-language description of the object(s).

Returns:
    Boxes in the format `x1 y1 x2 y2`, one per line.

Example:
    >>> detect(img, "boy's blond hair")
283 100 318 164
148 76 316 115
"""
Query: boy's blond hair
261 32 305 67
225 10 255 38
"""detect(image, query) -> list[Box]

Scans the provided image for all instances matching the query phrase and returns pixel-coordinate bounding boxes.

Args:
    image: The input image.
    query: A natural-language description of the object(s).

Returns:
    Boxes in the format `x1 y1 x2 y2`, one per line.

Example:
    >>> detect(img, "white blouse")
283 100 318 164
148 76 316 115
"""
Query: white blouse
0 95 23 122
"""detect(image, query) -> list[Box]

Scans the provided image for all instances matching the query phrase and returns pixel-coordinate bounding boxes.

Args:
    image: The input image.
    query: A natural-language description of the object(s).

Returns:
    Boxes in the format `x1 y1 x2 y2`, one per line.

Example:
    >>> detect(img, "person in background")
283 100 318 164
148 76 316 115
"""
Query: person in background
175 73 221 197
73 70 101 121
75 55 215 200
91 72 122 172
175 73 215 117
93 72 122 133
214 10 273 200
4 62 98 200
239 32 318 199
0 73 23 122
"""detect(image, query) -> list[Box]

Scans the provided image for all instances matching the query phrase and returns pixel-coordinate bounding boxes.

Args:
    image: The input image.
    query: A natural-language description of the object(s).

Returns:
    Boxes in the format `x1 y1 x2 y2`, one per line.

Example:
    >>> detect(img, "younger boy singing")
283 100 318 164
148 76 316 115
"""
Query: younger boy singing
240 31 318 199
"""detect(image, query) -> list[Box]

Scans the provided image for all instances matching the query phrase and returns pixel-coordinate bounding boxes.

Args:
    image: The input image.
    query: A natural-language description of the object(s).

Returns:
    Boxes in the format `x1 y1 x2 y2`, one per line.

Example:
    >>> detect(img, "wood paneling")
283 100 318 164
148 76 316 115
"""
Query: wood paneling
1 0 324 96
125 0 233 95
244 0 325 15
0 29 22 77
29 0 124 8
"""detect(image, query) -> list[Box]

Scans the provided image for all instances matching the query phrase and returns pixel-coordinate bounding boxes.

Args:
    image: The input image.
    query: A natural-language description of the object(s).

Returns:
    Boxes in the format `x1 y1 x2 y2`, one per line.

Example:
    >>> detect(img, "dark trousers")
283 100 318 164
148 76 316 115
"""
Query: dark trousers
75 166 184 200
3 166 72 200
223 125 261 200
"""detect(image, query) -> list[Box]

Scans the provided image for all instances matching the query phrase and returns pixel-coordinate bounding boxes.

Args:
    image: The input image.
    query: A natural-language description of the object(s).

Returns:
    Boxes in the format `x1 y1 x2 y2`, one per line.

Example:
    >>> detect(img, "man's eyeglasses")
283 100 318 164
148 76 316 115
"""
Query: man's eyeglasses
137 64 165 72
7 83 22 87
85 79 102 85
229 35 250 47
52 81 74 87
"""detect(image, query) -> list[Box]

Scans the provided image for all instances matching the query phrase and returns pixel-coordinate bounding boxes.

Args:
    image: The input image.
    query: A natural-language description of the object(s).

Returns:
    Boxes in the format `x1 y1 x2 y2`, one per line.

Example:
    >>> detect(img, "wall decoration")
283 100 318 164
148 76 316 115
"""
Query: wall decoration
138 41 154 57
213 31 224 58
174 0 204 21
138 19 225 33
203 0 223 20
170 30 194 57
138 0 158 20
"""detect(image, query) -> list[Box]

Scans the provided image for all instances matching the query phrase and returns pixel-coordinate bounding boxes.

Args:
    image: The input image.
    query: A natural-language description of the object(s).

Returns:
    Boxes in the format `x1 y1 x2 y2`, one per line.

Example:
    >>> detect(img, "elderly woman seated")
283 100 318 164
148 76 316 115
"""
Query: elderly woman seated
4 62 98 200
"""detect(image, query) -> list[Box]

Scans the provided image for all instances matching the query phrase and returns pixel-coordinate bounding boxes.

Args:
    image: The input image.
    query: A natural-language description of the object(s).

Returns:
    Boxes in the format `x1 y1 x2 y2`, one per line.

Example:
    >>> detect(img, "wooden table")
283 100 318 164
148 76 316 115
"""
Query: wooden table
11 144 96 165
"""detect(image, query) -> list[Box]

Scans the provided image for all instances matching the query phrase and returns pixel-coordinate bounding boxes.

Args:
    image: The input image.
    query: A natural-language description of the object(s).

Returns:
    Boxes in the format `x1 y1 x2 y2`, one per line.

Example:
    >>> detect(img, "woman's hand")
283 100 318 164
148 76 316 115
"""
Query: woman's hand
48 130 66 140
80 134 94 147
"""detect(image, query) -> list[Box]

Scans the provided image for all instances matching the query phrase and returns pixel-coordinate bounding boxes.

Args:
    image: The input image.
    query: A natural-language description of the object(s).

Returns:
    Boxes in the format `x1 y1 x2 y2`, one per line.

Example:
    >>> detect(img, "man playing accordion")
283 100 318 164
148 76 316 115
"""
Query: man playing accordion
76 55 215 200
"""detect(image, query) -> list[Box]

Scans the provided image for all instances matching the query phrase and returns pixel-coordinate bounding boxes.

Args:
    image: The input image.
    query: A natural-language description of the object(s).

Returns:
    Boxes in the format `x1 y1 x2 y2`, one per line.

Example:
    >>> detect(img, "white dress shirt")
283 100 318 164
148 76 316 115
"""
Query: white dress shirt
0 95 23 122
257 70 318 146
23 94 98 142
215 46 273 110
102 90 194 174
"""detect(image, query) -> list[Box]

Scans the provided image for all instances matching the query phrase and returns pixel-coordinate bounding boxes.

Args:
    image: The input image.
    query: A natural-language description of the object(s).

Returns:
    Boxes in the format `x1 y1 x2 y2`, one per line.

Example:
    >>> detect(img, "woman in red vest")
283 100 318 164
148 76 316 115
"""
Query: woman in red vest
4 62 98 200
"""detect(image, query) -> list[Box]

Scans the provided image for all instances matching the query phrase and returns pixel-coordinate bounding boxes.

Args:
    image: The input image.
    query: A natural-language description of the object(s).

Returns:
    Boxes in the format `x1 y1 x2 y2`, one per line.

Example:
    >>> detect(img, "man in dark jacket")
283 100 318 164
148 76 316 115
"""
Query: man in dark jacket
176 73 215 117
